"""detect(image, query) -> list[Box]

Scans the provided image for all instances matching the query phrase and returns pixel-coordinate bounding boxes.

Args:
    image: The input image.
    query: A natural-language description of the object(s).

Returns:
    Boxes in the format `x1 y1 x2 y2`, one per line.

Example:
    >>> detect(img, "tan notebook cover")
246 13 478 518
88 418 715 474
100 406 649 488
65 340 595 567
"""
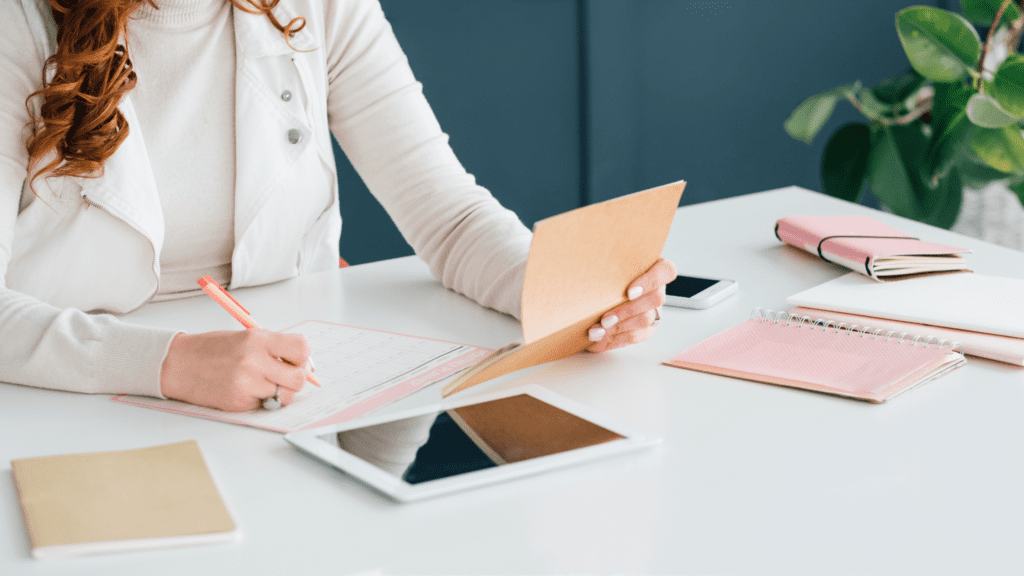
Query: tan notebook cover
442 180 685 396
447 394 624 464
11 440 238 559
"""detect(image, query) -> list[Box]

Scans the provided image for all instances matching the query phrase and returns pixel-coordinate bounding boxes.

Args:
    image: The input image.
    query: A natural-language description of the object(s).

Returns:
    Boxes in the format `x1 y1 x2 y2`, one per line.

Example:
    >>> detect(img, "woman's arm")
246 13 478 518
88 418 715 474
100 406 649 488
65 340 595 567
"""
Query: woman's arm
323 0 532 319
0 1 180 397
321 0 675 351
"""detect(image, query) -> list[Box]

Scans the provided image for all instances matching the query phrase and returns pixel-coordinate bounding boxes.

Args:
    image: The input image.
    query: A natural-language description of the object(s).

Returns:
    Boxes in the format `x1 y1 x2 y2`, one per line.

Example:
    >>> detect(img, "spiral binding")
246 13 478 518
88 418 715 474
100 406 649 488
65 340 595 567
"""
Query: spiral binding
750 308 964 355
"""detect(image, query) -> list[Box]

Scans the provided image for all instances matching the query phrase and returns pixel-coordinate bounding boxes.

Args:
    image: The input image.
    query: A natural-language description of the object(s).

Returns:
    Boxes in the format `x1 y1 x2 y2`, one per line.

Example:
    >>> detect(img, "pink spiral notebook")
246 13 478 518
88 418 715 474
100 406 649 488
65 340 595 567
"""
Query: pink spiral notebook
665 310 966 403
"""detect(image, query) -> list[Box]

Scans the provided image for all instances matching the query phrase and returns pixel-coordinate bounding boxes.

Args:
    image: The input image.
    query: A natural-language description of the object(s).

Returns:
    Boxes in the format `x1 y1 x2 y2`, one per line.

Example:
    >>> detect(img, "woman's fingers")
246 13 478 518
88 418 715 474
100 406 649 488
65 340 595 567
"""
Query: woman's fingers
623 258 677 302
587 324 658 353
598 287 666 331
265 332 311 370
263 351 307 393
274 385 297 407
611 307 660 334
587 258 675 354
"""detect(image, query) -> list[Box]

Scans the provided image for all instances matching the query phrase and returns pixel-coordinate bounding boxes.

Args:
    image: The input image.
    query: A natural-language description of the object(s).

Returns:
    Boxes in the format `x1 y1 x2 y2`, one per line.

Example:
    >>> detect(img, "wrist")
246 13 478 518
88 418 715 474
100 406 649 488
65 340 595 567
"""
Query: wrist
159 332 190 400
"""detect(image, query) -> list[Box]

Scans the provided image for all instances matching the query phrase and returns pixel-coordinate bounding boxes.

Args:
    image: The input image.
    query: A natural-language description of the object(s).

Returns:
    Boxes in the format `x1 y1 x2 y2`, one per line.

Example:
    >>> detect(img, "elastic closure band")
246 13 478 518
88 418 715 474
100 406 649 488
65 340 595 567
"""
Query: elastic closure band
815 235 919 276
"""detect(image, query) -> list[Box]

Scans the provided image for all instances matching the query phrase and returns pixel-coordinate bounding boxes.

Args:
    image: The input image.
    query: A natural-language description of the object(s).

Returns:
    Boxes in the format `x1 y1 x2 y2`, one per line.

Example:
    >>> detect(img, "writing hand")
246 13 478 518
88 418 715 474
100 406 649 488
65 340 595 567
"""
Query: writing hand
159 329 311 412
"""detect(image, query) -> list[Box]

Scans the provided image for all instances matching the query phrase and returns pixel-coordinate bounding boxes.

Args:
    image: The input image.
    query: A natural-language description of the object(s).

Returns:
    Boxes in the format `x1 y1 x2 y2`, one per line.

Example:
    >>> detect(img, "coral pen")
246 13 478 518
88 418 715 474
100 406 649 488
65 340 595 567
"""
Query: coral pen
197 276 321 387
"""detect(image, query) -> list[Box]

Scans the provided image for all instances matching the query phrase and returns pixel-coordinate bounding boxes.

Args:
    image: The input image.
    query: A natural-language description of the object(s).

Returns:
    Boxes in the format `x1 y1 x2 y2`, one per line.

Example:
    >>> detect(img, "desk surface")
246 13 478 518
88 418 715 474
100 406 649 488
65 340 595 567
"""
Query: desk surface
3 187 1023 575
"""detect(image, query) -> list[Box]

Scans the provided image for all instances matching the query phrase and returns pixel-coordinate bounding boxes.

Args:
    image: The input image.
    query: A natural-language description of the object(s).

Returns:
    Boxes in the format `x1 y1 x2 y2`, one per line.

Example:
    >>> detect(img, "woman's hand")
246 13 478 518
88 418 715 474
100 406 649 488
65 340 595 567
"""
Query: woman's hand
160 329 311 412
586 258 677 353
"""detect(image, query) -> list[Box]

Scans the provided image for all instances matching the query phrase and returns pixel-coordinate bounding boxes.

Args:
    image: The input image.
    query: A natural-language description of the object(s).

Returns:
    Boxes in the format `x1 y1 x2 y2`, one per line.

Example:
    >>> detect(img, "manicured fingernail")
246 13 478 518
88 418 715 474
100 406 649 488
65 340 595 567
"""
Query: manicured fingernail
628 286 644 300
601 315 619 329
589 326 606 342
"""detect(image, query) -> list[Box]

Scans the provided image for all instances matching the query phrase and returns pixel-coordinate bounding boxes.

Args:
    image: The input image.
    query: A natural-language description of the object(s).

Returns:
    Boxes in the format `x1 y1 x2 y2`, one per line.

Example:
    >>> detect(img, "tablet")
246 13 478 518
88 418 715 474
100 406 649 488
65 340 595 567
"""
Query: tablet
284 386 660 502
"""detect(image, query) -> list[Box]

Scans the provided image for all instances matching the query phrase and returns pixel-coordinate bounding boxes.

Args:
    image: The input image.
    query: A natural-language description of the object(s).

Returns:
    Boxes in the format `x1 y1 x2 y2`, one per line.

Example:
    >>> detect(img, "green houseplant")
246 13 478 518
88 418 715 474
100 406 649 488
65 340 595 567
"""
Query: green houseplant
785 0 1024 229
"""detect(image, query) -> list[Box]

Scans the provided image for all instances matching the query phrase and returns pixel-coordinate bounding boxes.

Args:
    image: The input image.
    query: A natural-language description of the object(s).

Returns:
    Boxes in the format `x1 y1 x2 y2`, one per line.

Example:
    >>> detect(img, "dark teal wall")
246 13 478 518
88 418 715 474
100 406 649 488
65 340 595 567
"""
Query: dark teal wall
335 0 943 265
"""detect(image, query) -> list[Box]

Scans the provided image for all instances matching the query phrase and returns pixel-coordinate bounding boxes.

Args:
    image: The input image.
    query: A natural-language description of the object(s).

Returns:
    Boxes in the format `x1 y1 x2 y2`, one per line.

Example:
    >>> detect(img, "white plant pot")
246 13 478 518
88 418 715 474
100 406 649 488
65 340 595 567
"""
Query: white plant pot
950 182 1024 251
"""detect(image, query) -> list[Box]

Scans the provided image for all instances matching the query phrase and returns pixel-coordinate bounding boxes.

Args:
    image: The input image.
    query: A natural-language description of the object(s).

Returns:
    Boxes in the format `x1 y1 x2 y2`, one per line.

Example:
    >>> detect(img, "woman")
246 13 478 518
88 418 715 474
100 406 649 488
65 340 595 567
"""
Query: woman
0 0 674 412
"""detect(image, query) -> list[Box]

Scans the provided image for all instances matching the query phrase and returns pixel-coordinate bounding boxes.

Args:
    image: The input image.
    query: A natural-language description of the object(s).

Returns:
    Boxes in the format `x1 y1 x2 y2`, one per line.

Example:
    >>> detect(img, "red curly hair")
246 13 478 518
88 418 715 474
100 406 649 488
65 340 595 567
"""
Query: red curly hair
25 0 305 185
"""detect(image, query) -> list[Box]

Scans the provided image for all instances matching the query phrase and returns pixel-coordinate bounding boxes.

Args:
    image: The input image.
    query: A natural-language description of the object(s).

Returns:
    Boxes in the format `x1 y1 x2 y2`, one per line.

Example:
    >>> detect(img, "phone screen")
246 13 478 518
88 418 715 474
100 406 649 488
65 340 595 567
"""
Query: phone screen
665 275 719 298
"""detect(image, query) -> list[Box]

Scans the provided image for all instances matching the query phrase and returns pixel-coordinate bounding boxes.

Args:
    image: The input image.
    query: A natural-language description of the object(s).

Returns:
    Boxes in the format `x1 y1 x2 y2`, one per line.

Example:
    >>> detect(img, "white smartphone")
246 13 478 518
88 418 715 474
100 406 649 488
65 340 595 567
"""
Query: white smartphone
664 274 738 309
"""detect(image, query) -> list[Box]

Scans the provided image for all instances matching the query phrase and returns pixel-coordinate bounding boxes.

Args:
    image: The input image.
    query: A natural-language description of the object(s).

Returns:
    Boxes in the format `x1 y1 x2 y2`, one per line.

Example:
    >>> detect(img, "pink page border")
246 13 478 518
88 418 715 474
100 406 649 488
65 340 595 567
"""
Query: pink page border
109 396 292 433
299 345 492 430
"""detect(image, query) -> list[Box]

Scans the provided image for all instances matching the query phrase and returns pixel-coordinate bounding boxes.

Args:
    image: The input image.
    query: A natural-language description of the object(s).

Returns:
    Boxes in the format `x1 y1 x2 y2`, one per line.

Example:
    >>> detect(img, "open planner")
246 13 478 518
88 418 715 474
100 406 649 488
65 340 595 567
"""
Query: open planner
113 322 493 433
665 309 967 403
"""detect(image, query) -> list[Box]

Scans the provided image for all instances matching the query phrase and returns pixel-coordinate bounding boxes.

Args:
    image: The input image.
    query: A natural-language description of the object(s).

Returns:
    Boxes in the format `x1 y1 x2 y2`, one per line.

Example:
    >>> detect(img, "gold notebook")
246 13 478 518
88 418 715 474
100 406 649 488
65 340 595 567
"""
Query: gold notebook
11 440 238 559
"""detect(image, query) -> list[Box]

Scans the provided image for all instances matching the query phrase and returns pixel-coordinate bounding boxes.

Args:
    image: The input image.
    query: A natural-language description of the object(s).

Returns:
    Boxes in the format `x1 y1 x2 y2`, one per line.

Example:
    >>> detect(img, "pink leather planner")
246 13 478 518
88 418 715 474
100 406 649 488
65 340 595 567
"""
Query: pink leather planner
665 310 966 403
775 216 969 281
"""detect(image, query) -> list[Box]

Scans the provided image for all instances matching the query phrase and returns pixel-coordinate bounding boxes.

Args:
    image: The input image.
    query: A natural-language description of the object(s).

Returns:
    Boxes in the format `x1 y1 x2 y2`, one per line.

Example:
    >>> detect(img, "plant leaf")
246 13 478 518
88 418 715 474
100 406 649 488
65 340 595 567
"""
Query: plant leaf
966 92 1020 127
918 167 963 229
896 6 982 82
970 125 1024 172
960 0 1022 27
960 157 1018 187
821 123 872 203
858 88 892 119
784 83 858 144
871 68 928 105
867 124 932 220
924 81 975 180
1008 178 1024 206
992 54 1024 117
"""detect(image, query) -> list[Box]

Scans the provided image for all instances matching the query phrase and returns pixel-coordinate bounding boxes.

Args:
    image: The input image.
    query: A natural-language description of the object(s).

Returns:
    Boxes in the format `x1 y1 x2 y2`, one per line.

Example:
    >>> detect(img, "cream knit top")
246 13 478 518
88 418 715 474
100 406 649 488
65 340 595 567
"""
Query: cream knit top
131 0 237 297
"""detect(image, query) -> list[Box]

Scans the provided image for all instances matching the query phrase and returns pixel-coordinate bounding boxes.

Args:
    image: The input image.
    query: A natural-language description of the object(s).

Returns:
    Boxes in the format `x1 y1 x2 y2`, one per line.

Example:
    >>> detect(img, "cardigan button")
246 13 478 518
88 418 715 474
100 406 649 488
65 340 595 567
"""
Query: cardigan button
281 90 292 102
287 129 302 144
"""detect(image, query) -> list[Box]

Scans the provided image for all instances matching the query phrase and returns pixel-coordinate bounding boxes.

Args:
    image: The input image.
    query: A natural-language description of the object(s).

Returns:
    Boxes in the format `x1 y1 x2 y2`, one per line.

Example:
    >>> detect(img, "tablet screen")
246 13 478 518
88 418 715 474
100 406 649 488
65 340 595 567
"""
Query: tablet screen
322 394 625 484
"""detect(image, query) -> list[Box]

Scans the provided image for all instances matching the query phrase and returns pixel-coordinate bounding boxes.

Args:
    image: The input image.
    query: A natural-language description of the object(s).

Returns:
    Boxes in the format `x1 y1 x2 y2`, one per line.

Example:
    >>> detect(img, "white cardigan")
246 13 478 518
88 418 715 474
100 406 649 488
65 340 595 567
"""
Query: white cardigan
0 0 532 397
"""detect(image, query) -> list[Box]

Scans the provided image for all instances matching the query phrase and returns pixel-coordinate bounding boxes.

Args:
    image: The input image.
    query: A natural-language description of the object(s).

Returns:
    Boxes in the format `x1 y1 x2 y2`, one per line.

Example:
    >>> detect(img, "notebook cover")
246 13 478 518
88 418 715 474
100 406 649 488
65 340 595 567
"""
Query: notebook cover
775 216 968 279
665 318 963 402
520 180 685 343
788 306 1024 367
11 440 237 559
786 272 1024 339
442 180 685 397
448 394 623 464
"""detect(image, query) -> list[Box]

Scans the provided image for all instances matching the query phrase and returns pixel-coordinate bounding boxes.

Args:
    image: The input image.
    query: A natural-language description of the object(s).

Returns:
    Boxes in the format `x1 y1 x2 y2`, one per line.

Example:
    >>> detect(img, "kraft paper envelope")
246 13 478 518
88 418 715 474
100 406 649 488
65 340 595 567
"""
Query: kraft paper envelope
442 180 685 396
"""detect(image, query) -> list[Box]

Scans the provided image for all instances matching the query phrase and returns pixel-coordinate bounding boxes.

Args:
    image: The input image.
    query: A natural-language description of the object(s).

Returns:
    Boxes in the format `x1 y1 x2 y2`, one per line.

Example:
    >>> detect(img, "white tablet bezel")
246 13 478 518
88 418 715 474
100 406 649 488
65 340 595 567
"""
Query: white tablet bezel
284 385 660 502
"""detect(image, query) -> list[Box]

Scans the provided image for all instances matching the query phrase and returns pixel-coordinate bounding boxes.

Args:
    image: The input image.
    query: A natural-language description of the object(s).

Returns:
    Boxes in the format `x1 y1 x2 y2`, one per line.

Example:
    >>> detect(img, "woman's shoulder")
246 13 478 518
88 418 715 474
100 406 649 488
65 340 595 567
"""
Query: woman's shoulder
1 0 50 84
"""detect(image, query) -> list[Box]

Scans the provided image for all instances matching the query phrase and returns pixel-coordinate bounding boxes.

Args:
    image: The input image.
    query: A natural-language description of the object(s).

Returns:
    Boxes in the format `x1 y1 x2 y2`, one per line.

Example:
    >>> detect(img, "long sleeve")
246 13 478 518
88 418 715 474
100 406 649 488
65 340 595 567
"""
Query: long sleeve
0 1 175 397
324 0 533 319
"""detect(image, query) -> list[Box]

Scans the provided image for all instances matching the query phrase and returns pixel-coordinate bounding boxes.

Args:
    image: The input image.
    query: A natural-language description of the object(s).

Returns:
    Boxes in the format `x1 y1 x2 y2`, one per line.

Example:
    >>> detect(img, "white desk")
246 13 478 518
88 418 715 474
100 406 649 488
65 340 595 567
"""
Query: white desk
3 187 1023 575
